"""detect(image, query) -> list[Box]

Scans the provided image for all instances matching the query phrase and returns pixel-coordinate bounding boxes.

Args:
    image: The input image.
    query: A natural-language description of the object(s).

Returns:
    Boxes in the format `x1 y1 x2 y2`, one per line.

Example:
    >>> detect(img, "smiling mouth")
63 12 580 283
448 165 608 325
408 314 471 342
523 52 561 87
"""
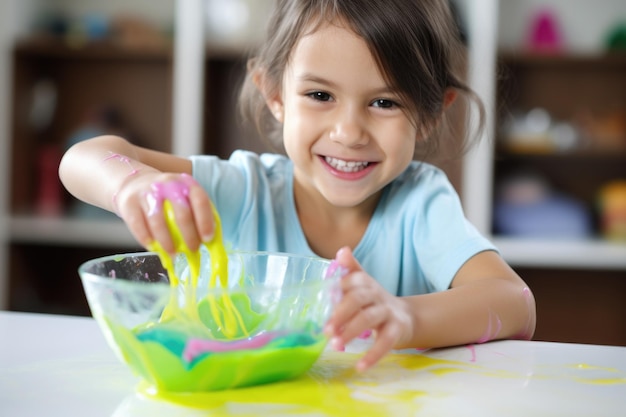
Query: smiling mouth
324 156 370 173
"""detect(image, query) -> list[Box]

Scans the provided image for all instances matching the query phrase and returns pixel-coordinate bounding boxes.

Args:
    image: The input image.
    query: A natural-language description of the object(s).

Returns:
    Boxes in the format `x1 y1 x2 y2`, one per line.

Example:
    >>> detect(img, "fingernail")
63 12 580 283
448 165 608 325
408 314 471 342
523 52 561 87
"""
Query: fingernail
358 329 372 339
331 337 345 351
325 260 349 279
325 260 339 279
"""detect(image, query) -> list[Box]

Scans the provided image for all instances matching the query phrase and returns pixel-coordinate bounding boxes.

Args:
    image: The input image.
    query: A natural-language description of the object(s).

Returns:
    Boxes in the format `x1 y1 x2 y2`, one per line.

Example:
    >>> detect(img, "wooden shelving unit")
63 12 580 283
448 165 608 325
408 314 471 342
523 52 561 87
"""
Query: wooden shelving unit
4 36 257 315
492 51 626 345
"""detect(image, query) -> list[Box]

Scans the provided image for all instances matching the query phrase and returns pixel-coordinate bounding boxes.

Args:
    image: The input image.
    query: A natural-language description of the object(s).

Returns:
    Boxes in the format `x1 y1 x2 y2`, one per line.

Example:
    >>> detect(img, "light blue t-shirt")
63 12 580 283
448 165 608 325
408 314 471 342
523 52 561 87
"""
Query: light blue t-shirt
191 150 496 296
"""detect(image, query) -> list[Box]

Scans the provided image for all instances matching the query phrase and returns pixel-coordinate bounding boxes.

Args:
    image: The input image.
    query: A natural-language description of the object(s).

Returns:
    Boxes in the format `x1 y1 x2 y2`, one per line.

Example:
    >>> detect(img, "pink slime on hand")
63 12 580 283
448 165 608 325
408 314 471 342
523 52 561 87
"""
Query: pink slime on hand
146 173 198 216
325 259 371 351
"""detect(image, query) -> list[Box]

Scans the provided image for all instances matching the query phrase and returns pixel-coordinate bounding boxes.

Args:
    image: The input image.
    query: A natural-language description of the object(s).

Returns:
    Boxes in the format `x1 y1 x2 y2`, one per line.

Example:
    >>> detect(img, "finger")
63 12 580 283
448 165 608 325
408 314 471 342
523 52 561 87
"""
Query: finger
326 280 374 335
189 186 215 243
336 303 387 344
325 301 359 338
146 200 175 254
356 324 400 372
122 203 154 249
170 200 202 252
335 271 380 314
335 246 363 273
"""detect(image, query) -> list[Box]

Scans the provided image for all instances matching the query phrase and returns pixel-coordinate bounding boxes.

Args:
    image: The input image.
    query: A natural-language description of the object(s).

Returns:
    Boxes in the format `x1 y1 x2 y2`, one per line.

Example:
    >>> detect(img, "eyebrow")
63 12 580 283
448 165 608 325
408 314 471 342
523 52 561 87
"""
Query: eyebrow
295 73 338 89
295 73 398 96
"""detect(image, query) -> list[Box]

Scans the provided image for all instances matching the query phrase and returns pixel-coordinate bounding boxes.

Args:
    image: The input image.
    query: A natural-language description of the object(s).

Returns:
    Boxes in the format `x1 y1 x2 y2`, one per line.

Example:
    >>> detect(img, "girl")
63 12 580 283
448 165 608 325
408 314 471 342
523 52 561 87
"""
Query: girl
59 0 536 372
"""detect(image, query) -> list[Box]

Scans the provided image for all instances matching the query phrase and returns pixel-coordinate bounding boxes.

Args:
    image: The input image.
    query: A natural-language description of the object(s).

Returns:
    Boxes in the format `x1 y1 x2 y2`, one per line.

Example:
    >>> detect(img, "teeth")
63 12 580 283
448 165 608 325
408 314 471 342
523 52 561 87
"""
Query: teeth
325 156 369 172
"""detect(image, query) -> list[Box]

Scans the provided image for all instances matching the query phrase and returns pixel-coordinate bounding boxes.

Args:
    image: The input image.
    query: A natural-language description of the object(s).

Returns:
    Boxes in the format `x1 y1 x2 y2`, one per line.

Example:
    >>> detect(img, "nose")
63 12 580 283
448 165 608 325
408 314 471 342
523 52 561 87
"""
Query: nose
328 105 369 147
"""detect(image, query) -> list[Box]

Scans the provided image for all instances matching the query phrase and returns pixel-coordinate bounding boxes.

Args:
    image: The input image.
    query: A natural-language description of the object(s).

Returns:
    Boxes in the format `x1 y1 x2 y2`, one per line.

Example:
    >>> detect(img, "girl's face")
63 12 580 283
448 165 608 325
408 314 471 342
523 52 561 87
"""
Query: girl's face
270 21 421 209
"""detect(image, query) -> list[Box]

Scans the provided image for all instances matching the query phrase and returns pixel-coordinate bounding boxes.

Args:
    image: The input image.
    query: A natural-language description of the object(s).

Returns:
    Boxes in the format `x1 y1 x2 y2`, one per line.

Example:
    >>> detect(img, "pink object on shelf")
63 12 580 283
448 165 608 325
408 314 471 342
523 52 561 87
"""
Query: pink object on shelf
527 9 563 53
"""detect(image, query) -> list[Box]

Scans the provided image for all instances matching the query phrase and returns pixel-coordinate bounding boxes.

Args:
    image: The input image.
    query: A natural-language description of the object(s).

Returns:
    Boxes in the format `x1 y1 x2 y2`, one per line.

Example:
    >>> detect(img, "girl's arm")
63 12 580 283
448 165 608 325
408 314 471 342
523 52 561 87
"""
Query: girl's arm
59 135 190 212
326 248 536 372
59 135 214 252
403 250 535 347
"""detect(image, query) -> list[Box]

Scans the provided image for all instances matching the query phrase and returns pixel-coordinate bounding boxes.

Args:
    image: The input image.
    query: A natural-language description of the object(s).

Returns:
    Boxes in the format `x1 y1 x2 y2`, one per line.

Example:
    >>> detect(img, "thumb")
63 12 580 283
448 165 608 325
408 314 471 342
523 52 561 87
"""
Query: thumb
335 246 363 272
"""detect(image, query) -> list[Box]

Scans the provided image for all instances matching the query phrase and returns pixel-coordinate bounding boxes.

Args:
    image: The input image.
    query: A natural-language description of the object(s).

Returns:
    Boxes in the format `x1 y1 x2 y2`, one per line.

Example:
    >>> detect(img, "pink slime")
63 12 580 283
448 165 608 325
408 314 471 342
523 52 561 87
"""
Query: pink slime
182 332 280 362
519 287 534 340
104 153 141 213
104 153 140 175
476 309 502 344
146 174 197 216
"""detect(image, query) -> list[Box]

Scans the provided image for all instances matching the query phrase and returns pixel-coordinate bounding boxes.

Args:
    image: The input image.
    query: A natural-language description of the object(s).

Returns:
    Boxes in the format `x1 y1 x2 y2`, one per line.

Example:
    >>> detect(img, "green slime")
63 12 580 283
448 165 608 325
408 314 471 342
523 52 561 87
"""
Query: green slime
106 201 328 393
106 315 327 392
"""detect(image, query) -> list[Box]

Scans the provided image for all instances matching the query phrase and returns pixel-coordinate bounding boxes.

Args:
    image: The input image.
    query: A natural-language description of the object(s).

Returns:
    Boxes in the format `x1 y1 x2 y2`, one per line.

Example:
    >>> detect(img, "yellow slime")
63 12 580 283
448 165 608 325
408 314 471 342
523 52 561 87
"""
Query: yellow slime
149 200 247 339
105 200 332 393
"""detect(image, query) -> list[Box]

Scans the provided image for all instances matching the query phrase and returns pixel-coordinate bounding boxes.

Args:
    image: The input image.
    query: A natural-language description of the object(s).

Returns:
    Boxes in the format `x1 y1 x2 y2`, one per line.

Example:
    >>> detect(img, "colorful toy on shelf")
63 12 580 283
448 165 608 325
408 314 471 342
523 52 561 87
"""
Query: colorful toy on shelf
575 109 626 151
597 180 626 241
526 8 564 53
605 22 626 50
493 172 593 239
500 108 580 154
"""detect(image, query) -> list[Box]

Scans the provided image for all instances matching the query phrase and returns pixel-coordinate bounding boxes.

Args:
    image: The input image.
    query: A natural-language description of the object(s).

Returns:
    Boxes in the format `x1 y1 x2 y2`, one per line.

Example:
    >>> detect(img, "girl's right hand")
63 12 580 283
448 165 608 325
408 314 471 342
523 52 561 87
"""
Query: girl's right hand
114 171 215 254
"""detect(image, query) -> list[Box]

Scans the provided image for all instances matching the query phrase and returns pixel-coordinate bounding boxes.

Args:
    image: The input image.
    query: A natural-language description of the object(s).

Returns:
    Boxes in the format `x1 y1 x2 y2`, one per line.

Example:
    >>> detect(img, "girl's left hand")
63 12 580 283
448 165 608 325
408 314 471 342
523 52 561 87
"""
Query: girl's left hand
324 247 414 372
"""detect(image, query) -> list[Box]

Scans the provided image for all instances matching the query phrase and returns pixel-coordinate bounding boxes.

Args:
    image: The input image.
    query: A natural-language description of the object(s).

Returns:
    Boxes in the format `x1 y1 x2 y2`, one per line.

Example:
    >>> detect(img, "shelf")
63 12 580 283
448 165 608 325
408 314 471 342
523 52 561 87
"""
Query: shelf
14 37 174 61
13 36 248 62
496 147 626 160
498 51 626 69
493 236 626 270
8 215 139 248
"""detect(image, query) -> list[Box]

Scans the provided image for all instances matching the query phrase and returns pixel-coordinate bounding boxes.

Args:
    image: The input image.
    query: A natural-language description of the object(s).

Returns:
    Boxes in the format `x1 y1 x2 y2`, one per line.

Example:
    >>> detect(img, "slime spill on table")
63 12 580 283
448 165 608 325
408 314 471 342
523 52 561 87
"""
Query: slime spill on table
128 347 626 417
105 200 330 392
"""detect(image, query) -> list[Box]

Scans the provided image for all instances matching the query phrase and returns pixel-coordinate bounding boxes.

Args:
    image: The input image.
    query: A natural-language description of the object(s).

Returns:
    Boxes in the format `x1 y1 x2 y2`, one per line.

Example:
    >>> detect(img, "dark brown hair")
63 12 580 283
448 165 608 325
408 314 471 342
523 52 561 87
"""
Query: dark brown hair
239 0 484 161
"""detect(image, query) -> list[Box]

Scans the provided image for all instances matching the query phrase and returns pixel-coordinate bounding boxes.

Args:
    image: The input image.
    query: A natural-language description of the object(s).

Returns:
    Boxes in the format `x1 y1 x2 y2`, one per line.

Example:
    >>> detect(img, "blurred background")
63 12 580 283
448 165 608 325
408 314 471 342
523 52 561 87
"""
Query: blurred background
0 0 624 345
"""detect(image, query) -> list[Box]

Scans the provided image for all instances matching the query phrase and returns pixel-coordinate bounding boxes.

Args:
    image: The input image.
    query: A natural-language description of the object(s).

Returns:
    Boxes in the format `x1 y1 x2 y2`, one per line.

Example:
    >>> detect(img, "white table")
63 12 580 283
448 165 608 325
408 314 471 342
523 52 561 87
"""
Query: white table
1 311 625 416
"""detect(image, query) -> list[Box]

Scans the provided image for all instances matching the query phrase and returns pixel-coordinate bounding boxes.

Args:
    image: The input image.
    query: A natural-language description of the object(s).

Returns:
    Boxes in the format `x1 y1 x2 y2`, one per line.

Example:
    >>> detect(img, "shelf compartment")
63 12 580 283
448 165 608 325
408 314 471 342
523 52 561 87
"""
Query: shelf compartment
10 38 174 214
493 236 626 270
9 215 139 248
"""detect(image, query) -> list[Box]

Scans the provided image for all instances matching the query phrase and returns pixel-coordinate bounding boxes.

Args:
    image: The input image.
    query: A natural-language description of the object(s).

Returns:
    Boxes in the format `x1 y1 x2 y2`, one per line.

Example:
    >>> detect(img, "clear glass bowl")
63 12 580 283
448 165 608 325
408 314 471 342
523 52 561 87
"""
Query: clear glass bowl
79 250 341 392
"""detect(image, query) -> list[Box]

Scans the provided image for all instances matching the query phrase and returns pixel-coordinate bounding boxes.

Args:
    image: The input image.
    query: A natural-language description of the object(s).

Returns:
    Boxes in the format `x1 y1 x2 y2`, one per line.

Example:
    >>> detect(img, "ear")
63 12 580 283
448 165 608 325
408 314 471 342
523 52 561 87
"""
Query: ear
414 89 458 143
251 63 284 123
443 88 458 110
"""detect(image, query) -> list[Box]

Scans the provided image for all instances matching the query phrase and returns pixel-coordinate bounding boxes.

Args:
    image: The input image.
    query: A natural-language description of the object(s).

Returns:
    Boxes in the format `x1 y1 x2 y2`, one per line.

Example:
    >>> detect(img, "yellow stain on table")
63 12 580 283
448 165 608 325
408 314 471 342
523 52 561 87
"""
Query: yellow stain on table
134 348 626 416
137 351 452 416
569 363 626 385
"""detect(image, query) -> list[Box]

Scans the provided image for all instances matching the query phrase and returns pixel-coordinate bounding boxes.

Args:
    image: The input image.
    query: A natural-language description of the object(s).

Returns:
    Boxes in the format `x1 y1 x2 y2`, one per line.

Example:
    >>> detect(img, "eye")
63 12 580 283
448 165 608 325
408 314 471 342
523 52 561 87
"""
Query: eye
371 98 397 109
307 91 332 102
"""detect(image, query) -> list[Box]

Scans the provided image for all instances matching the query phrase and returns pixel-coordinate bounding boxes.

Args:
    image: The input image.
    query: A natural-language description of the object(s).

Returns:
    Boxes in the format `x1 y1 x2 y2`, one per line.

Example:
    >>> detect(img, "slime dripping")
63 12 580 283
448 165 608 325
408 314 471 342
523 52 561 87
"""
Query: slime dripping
147 176 248 338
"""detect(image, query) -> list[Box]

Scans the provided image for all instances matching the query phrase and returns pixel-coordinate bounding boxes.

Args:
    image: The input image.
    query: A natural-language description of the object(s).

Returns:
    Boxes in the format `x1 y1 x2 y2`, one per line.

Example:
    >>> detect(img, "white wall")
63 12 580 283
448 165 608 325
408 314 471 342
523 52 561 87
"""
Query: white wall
498 0 626 52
